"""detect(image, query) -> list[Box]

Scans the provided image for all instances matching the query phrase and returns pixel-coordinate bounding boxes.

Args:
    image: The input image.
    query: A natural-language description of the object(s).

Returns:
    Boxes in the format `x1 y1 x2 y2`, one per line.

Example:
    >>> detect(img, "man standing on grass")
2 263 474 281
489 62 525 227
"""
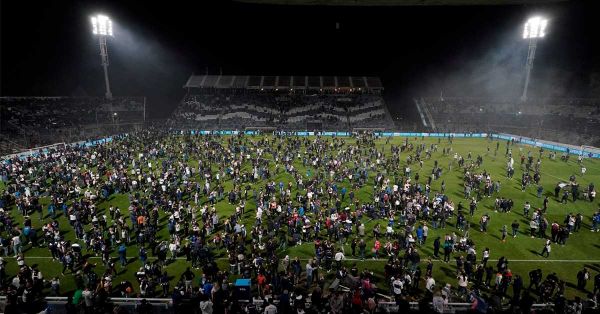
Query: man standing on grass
482 248 490 267
540 239 551 258
542 196 549 213
443 240 452 263
576 268 589 291
182 267 195 293
479 214 490 232
528 269 542 291
592 212 600 232
305 260 314 288
551 221 560 242
169 241 178 261
469 199 477 216
530 219 539 238
433 236 441 258
334 250 345 271
11 234 21 257
358 238 366 260
511 220 520 237
561 190 570 204
513 274 523 301
61 252 74 276
118 243 127 266
139 247 147 266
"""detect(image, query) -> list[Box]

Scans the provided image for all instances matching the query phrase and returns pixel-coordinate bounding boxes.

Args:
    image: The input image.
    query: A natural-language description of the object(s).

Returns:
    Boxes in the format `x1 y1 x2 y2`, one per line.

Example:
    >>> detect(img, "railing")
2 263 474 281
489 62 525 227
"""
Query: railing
0 295 557 313
4 130 599 161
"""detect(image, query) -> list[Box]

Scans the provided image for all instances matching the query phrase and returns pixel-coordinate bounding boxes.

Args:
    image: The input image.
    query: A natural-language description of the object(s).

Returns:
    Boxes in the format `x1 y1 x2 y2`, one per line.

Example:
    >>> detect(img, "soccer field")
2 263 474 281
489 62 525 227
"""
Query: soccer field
2 134 599 299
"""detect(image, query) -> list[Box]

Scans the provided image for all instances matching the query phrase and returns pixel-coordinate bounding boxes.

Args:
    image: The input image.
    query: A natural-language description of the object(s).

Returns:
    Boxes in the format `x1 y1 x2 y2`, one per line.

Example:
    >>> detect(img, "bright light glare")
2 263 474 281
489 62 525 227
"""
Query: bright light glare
523 16 547 39
91 14 113 36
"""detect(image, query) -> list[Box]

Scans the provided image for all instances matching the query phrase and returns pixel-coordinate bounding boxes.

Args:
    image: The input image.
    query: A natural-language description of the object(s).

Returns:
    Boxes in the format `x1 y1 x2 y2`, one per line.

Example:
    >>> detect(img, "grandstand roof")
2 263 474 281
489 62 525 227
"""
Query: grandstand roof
184 75 383 91
235 0 565 5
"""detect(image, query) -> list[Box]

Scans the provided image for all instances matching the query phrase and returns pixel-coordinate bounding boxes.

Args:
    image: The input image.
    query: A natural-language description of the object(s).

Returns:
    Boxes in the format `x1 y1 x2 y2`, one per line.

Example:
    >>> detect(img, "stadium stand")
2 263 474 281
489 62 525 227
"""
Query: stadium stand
277 76 291 89
0 97 145 155
232 75 249 89
173 74 393 131
292 76 307 89
418 97 600 146
262 76 277 89
215 75 234 89
351 76 367 88
307 76 321 90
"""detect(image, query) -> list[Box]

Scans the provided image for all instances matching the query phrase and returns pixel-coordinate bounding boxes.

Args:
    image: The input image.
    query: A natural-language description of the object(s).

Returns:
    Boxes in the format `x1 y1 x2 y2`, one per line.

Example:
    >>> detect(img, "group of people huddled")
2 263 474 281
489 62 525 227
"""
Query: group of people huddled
0 129 598 314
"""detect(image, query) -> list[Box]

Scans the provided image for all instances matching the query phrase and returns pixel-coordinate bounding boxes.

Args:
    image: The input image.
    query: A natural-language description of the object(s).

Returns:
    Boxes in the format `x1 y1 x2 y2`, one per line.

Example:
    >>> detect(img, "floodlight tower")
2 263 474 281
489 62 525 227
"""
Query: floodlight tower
91 14 114 99
521 16 548 102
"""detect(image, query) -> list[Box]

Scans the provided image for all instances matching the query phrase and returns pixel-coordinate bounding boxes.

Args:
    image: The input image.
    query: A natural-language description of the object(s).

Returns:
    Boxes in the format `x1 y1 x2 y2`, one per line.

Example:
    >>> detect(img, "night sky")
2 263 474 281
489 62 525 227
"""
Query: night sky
1 1 599 117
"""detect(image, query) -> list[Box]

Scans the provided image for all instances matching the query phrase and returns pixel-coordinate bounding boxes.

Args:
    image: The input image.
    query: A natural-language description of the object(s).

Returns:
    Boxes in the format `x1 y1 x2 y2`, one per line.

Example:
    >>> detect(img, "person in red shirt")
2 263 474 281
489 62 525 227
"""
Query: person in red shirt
257 272 267 297
551 221 560 242
373 240 381 259
351 289 363 312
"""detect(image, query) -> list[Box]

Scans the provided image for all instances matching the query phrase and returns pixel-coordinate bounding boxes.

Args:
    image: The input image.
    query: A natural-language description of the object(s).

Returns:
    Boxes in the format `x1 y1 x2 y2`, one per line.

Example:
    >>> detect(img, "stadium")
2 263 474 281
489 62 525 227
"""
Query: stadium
1 1 600 313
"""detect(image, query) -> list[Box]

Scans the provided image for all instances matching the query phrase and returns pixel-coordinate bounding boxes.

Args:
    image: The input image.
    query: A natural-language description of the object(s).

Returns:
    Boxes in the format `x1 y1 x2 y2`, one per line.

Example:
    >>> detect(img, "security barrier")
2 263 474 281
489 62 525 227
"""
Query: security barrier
4 130 599 161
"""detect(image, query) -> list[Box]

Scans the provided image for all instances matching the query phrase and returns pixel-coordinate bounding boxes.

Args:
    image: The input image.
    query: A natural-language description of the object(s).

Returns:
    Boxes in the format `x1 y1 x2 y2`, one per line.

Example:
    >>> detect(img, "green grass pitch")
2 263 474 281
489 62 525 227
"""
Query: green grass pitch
2 135 599 299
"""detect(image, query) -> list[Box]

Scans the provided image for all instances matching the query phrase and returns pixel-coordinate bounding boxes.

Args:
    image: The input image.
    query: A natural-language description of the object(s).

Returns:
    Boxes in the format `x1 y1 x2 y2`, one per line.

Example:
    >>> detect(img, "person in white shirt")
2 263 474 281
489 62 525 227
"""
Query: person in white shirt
169 242 178 260
482 248 490 266
392 277 403 296
457 273 468 295
32 268 43 282
11 235 21 257
334 251 345 270
432 292 446 313
264 300 278 314
541 239 551 257
305 261 314 287
82 287 94 308
386 225 394 239
426 275 436 292
200 295 213 314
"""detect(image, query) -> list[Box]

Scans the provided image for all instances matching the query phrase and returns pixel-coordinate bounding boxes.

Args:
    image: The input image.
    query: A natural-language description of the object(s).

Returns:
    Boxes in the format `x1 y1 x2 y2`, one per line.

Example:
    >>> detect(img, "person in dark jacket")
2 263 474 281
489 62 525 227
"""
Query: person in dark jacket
433 236 441 258
513 274 523 301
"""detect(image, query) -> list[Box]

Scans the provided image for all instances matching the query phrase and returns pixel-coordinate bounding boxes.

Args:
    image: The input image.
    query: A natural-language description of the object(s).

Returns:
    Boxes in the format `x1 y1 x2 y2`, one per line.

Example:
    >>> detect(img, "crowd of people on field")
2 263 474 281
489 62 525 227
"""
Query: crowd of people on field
0 130 599 313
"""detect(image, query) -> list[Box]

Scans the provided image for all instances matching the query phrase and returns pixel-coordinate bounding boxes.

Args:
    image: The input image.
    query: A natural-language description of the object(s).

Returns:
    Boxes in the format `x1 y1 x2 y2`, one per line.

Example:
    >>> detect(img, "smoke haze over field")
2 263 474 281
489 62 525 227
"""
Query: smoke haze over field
1 0 599 116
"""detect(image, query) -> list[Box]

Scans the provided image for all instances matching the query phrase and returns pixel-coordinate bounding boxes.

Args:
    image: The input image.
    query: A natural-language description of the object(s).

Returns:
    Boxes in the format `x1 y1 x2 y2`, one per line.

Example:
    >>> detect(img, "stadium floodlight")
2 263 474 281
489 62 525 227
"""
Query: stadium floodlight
91 14 114 99
523 16 547 39
91 15 113 36
521 16 548 102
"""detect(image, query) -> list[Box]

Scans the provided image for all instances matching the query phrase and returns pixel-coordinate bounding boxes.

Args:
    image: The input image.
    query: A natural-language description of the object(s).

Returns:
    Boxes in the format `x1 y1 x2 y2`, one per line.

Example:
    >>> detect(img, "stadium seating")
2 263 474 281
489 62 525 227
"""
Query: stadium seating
169 92 394 131
419 97 600 146
0 97 145 155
